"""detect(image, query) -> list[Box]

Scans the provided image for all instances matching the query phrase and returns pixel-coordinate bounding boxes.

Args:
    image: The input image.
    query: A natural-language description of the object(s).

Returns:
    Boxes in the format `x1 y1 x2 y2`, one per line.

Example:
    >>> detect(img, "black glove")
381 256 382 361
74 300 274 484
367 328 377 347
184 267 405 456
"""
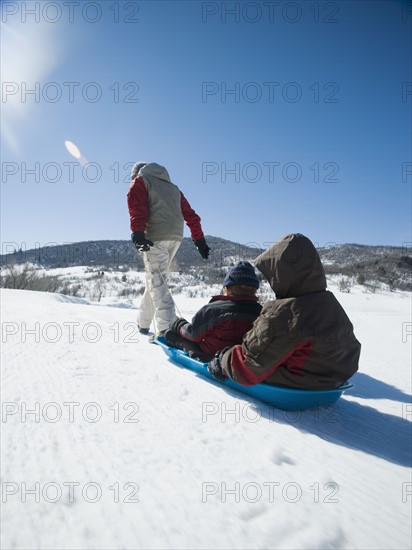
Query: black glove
189 350 213 363
194 237 210 260
164 329 180 348
169 315 188 334
208 351 228 382
131 231 153 252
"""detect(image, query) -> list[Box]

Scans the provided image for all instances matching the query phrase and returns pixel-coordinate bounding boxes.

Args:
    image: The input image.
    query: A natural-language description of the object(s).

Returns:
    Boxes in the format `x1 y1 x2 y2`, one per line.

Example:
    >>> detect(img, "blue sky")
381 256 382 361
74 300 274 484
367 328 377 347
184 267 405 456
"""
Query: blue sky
1 0 411 252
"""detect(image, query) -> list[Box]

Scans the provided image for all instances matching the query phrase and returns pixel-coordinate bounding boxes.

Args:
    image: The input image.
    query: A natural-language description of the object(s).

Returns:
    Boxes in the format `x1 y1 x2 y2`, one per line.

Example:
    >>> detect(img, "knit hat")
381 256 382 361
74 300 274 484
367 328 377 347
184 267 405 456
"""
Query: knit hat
223 261 259 289
131 162 147 180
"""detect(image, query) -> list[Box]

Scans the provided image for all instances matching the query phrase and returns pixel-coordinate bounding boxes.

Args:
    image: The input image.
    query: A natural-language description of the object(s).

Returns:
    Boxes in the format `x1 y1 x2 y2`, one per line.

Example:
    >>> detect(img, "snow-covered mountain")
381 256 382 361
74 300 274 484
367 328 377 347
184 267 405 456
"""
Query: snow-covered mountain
1 280 411 549
0 236 262 270
1 237 411 293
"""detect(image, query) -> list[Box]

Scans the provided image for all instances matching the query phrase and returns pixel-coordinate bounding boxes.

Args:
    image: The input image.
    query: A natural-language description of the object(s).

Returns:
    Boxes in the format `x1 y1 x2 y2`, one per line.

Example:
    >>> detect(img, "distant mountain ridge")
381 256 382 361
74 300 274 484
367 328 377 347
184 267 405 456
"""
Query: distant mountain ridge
1 236 411 291
0 236 263 270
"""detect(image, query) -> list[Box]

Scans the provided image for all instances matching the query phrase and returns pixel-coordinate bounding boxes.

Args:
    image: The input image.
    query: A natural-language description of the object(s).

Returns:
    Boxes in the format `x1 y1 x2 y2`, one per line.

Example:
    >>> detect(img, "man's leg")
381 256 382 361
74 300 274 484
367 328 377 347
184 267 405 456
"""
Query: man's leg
138 286 154 331
143 240 180 333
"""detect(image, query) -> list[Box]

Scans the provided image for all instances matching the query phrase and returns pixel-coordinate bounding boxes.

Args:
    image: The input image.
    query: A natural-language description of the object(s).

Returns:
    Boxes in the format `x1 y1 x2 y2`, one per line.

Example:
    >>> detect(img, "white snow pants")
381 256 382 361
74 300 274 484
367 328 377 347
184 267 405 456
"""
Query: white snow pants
139 240 181 333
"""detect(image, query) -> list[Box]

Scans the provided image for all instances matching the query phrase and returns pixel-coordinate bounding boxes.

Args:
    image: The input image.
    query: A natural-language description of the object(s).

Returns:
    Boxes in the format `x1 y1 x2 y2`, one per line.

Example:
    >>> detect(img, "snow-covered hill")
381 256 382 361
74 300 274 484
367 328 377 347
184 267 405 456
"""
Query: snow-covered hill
2 238 411 291
1 282 411 549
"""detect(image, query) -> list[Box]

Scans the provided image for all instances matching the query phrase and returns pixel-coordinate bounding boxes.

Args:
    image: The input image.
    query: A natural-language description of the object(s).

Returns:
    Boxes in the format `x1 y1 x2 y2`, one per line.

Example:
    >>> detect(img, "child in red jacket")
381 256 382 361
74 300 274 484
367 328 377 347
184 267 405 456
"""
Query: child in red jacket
164 261 262 361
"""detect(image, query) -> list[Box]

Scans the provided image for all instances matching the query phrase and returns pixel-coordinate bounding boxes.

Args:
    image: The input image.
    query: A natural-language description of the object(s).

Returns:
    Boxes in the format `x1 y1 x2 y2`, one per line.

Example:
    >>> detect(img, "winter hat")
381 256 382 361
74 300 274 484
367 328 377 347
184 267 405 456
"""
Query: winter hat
224 261 260 289
131 162 147 180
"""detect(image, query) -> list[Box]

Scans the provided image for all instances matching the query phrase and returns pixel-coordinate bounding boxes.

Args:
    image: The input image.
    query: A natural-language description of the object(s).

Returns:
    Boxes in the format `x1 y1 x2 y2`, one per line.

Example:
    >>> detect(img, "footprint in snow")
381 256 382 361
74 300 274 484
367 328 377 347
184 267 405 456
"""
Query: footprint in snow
236 501 268 521
179 387 190 401
271 448 296 466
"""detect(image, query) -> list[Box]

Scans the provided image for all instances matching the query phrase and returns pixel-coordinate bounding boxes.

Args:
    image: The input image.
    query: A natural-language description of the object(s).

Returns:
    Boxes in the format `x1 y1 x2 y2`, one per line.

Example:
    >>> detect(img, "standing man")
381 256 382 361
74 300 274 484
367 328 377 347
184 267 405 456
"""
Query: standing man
127 162 210 338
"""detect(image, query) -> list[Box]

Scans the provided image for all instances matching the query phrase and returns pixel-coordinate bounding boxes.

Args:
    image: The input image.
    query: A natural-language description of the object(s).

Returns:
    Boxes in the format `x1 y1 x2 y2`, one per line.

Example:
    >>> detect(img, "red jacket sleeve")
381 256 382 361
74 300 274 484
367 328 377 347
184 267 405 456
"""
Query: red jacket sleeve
222 345 263 385
127 177 149 232
221 342 312 386
180 193 204 241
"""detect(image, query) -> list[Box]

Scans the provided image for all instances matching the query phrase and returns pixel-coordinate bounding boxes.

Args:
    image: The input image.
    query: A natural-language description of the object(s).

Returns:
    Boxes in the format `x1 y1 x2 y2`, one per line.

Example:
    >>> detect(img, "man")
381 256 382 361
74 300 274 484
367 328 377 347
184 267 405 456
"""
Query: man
208 234 361 390
127 162 210 337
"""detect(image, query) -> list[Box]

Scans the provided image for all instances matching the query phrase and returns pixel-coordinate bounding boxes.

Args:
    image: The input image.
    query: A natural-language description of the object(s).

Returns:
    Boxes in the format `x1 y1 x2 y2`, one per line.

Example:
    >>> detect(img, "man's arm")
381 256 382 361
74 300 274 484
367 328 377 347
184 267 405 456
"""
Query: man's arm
127 177 149 232
180 193 204 241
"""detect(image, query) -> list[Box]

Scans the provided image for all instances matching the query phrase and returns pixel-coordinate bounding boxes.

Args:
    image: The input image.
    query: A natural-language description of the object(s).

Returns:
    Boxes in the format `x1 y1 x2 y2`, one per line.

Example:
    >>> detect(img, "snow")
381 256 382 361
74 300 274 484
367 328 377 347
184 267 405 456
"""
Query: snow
1 282 411 550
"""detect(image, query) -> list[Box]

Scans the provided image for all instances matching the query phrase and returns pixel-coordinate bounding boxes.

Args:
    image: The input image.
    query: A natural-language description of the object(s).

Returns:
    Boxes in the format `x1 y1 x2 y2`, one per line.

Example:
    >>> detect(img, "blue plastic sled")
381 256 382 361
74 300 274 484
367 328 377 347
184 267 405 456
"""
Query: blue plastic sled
155 337 353 411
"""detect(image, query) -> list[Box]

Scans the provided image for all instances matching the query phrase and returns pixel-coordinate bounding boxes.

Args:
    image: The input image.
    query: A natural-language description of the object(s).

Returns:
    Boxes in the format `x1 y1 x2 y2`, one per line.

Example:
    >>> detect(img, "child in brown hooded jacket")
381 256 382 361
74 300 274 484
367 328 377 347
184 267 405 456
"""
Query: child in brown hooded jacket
208 234 361 390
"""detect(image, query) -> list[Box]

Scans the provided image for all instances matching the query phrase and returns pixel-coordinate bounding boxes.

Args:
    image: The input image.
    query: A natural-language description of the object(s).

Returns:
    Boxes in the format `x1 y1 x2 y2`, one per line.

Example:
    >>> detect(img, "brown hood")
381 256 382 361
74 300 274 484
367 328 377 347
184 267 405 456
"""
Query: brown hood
254 234 326 298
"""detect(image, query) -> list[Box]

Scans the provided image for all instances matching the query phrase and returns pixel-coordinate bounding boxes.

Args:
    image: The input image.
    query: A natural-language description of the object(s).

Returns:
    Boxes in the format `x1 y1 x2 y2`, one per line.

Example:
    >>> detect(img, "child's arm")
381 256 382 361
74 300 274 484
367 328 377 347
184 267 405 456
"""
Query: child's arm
219 305 304 386
174 307 211 344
